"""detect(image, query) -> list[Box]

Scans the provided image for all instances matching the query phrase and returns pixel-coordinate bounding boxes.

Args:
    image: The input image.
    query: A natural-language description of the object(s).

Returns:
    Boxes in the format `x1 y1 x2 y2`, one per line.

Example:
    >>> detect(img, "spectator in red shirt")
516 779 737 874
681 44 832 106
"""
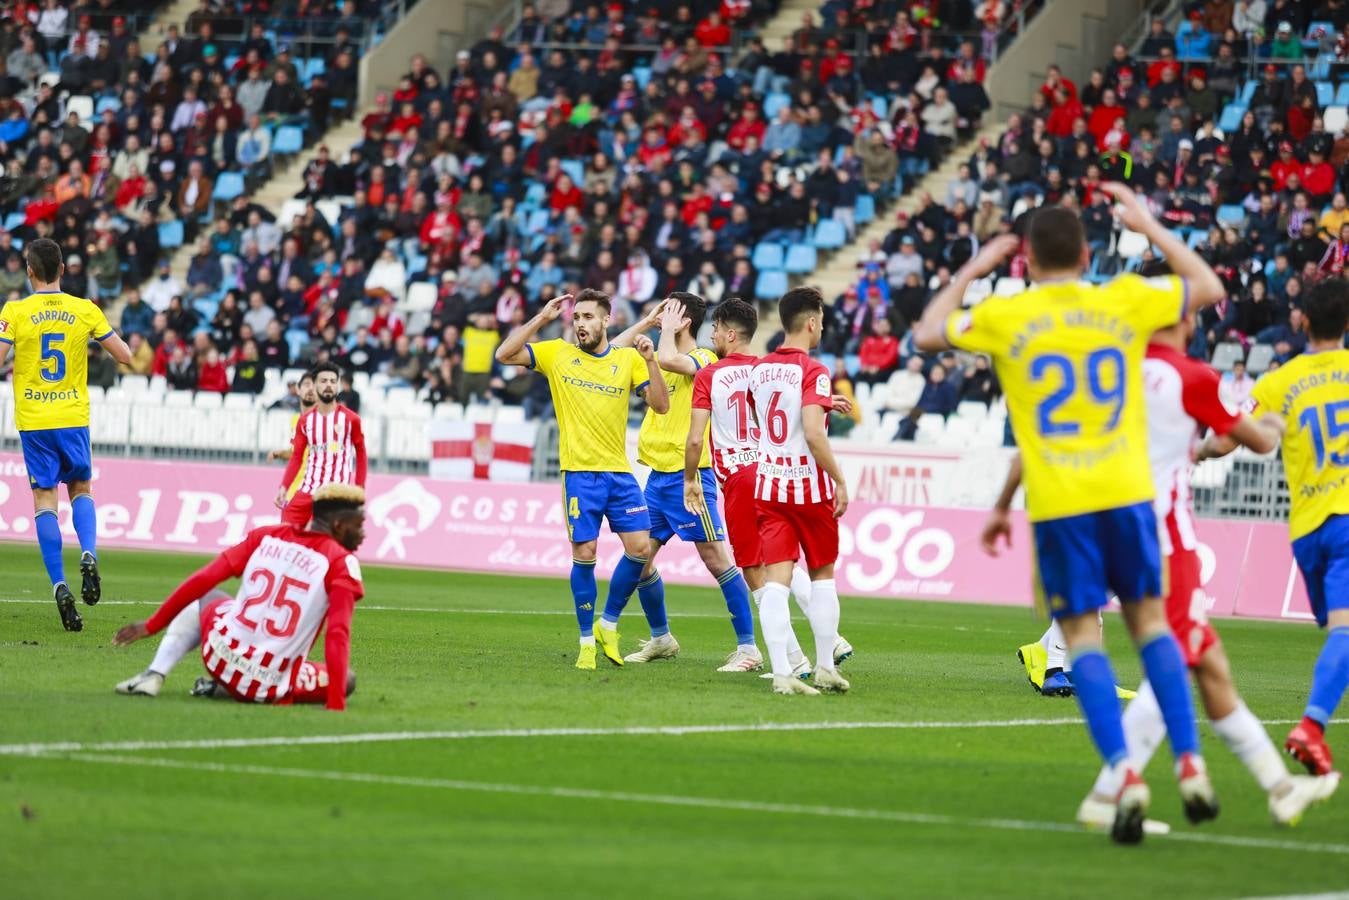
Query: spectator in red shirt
695 11 731 46
1271 141 1301 190
152 328 184 378
1087 89 1126 149
1046 88 1084 137
1301 146 1337 201
197 347 229 393
1039 64 1077 107
667 107 708 147
857 318 901 384
636 127 673 168
726 104 766 151
1147 47 1182 88
549 173 583 213
680 182 714 226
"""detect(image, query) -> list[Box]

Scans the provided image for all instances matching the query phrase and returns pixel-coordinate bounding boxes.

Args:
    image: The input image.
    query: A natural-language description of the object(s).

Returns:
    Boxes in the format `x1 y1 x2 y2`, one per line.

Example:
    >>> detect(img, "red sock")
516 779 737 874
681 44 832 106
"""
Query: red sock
1301 715 1326 738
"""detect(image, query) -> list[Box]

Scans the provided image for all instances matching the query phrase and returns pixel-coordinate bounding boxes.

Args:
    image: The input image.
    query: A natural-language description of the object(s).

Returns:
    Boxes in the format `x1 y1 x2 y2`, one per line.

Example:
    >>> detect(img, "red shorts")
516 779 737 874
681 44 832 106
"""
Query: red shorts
281 490 313 528
757 497 839 571
197 592 329 704
721 468 763 569
1165 546 1220 668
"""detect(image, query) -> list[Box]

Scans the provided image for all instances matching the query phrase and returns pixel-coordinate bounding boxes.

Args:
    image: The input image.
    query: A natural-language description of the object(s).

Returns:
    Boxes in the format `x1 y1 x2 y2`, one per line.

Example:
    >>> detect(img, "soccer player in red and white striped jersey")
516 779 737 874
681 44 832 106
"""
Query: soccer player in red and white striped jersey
687 297 851 679
276 362 367 528
746 287 851 695
112 484 366 711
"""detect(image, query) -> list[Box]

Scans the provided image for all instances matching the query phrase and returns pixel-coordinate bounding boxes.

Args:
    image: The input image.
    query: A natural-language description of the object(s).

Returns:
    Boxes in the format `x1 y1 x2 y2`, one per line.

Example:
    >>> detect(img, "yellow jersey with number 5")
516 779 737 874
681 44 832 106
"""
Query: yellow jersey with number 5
0 290 113 431
945 274 1188 521
527 338 651 472
1250 348 1349 540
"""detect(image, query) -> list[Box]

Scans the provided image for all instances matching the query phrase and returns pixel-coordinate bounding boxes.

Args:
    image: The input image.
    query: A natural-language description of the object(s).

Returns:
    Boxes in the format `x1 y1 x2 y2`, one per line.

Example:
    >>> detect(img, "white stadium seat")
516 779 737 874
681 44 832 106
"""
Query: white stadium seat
165 391 194 408
223 393 255 411
432 402 464 420
962 278 992 307
384 417 431 462
405 282 437 312
495 405 526 425
1115 229 1150 260
193 391 223 410
466 403 495 423
384 387 417 413
956 401 987 422
994 277 1026 296
256 409 296 452
90 403 131 445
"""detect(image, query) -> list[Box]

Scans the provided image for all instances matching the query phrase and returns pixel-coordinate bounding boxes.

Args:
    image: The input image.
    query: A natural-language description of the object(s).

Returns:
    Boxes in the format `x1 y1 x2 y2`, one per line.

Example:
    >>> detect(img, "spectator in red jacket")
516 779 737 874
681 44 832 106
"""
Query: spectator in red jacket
694 10 732 46
549 174 583 213
857 318 901 384
197 347 229 393
152 328 184 378
1271 141 1301 190
1302 146 1337 202
1147 46 1182 87
680 182 714 226
1039 64 1077 107
726 104 766 151
636 127 673 168
1046 87 1084 137
1087 89 1126 149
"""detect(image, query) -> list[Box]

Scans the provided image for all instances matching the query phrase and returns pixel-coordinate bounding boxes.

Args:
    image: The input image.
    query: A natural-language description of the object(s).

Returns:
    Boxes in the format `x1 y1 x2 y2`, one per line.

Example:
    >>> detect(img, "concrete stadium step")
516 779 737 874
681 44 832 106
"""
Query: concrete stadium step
757 0 828 49
806 122 1006 303
142 0 204 33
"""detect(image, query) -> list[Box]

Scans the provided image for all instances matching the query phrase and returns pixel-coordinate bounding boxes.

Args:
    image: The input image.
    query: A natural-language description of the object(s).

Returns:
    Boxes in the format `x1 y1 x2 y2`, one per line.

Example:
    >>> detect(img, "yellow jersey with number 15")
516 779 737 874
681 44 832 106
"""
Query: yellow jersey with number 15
945 273 1188 522
528 338 651 472
1250 348 1349 541
0 290 113 432
639 346 717 473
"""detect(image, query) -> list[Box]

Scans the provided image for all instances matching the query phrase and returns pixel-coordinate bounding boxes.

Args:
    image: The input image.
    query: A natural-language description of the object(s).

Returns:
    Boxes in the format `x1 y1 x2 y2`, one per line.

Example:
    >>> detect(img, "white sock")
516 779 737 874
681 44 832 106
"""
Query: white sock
807 578 841 673
789 567 813 616
579 635 595 647
756 585 805 662
759 581 793 675
599 615 618 630
1091 680 1166 797
149 601 202 677
1212 701 1287 792
1042 620 1068 672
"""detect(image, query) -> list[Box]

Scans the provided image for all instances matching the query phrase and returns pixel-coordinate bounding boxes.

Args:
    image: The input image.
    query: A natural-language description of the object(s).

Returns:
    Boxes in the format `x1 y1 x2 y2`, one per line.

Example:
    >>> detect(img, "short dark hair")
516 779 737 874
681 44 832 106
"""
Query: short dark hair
308 361 342 381
575 288 611 315
1302 279 1349 341
25 238 62 284
667 290 708 332
1027 206 1084 272
712 297 758 339
778 286 825 333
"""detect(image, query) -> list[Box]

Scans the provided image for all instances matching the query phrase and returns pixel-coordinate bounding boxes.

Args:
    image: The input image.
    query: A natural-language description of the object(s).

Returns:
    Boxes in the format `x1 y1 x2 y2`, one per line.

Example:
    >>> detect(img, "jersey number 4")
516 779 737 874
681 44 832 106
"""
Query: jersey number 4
1030 349 1125 436
39 333 66 383
235 569 307 639
1299 400 1349 469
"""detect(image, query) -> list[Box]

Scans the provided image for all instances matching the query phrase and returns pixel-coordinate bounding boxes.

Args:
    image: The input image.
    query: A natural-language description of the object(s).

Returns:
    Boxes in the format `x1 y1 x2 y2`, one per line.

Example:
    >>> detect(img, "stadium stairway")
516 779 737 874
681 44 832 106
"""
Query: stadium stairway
806 121 1006 305
757 0 836 48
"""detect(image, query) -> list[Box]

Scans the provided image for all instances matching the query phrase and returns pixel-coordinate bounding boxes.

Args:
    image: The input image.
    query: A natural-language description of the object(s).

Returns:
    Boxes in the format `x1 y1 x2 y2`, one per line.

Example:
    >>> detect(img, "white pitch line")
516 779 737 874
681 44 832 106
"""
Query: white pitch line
39 751 1349 858
1 716 1339 756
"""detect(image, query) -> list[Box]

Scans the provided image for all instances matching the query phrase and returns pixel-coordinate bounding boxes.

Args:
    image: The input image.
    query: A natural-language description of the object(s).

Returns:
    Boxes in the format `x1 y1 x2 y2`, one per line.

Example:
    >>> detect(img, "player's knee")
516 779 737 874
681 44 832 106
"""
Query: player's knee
695 541 729 570
572 543 598 563
345 670 357 697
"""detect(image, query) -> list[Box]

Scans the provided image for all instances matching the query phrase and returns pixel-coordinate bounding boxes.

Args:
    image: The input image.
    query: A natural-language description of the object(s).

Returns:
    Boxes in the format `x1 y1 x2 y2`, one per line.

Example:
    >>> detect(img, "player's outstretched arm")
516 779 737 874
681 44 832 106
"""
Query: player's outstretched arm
611 298 666 349
1198 412 1284 460
496 293 570 366
1098 181 1224 309
802 404 848 518
635 335 670 414
912 234 1020 352
99 331 133 366
684 407 712 516
981 453 1022 557
111 555 238 646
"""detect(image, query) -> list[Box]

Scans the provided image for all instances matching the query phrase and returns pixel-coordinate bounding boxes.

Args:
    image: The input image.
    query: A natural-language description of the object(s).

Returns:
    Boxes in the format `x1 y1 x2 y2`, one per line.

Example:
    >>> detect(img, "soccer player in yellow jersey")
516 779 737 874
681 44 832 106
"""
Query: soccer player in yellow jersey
267 372 317 501
913 183 1226 844
1228 278 1349 777
495 288 670 669
605 294 760 671
0 239 132 631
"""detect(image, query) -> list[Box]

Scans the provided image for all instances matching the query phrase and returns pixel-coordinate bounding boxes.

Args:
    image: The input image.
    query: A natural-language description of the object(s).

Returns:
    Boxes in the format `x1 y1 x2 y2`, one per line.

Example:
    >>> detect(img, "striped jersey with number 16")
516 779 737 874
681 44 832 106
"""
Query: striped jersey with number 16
747 346 835 504
691 352 761 484
292 405 367 494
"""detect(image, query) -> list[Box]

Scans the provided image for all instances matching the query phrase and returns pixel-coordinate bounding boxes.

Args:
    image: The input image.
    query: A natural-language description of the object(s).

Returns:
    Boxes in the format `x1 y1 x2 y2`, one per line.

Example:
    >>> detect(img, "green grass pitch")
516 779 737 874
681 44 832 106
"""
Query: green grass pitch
0 541 1345 899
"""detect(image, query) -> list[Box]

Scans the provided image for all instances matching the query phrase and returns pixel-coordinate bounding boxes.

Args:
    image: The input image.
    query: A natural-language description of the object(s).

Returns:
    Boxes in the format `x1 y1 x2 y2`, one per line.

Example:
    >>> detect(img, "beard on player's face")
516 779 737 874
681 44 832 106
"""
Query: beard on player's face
318 387 338 403
576 324 604 351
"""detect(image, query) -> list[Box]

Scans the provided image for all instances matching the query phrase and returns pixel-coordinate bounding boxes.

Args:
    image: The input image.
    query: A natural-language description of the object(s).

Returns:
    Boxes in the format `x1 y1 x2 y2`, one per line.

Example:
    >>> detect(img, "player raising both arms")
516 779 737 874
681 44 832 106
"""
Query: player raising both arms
268 372 317 506
495 289 670 669
606 294 760 671
685 297 852 679
0 238 132 631
275 362 367 528
1223 278 1349 778
914 183 1226 844
749 287 851 696
984 296 1339 829
112 484 366 710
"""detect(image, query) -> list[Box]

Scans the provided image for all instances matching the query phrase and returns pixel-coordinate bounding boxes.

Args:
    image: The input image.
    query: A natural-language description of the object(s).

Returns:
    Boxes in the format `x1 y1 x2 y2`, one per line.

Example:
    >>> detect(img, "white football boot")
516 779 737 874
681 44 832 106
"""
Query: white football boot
717 647 764 672
115 670 164 697
1269 772 1341 827
834 636 854 665
813 666 851 693
1075 793 1171 835
622 632 680 663
772 674 820 695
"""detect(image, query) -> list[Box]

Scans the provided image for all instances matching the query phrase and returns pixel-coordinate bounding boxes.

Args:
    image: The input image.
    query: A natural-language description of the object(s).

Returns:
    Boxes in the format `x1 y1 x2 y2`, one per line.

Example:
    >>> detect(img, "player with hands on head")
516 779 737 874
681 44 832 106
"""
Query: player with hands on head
914 182 1226 844
496 289 670 669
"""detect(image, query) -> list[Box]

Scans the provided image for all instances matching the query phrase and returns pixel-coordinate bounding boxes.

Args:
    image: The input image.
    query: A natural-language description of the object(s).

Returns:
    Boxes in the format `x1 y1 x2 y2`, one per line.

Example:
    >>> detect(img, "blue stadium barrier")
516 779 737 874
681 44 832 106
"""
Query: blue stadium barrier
751 242 784 271
812 219 846 249
754 269 788 300
272 125 304 156
783 243 817 274
855 194 876 224
158 219 184 249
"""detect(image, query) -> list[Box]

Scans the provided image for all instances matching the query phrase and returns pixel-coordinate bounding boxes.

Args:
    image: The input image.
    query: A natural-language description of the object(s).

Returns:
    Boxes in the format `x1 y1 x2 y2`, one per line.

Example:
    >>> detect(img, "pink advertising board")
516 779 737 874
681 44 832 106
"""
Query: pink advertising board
0 454 1314 623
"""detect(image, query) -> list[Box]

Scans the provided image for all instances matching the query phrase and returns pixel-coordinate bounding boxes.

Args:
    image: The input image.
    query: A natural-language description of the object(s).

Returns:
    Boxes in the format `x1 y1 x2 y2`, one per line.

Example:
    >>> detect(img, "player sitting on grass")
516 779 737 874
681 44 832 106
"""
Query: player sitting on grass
684 296 853 679
985 297 1340 829
0 238 133 631
1220 278 1349 778
111 484 366 711
914 183 1225 844
495 290 670 670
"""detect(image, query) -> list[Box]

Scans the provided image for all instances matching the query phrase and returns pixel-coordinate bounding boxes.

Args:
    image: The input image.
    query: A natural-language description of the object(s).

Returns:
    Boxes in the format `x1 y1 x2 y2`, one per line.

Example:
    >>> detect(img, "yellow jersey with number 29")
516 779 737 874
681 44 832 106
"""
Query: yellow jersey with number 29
945 274 1188 522
0 290 113 431
1250 348 1349 541
638 347 717 473
528 338 651 472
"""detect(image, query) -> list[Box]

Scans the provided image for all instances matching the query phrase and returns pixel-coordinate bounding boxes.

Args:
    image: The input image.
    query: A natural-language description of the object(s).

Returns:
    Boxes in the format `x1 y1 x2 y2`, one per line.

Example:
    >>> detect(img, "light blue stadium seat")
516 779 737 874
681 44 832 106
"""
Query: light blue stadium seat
286 330 309 362
632 66 651 90
843 354 860 377
525 209 550 233
272 125 304 156
1187 229 1206 248
95 96 120 115
560 159 585 187
754 269 788 300
3 211 24 231
763 92 791 119
158 219 184 249
1317 81 1335 107
211 171 245 203
1218 103 1245 132
783 243 817 274
812 219 846 249
1216 204 1246 227
870 96 888 118
855 194 876 224
752 242 784 271
524 182 546 206
1240 81 1257 104
305 57 326 83
1307 20 1336 39
1337 83 1349 106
